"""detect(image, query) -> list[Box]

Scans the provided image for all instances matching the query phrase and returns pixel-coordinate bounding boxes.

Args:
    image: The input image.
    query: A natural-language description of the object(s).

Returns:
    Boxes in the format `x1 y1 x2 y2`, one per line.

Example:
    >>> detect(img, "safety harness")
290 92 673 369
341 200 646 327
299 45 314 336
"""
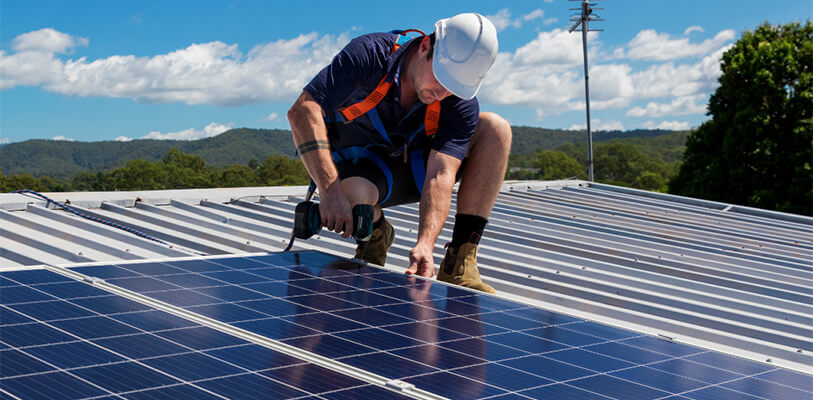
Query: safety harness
327 29 441 204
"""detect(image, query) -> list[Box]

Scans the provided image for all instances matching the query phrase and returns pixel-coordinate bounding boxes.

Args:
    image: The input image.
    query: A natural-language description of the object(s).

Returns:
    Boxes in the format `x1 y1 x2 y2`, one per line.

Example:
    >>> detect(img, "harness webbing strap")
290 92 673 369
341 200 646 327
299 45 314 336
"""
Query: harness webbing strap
425 101 440 136
340 29 441 132
340 77 392 121
366 108 392 144
409 147 427 195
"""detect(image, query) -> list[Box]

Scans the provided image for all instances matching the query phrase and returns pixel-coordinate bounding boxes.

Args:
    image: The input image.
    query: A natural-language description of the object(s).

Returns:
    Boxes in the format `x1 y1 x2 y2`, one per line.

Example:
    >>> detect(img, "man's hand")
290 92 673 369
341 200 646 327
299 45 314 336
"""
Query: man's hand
407 243 435 277
319 182 354 238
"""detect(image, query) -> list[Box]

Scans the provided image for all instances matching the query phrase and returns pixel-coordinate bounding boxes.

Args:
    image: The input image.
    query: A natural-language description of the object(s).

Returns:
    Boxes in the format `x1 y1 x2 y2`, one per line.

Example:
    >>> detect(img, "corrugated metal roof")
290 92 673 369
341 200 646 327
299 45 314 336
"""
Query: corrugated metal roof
1 180 810 373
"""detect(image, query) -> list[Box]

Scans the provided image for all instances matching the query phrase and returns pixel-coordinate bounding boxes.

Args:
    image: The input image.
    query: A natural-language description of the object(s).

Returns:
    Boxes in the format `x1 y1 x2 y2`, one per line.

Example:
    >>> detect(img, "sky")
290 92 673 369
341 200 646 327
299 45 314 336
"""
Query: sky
1 0 810 144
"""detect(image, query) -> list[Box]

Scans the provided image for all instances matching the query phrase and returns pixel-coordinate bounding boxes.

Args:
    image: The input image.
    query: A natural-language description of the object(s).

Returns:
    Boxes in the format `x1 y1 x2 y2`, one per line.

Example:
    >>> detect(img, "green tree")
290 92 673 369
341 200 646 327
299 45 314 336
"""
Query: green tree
219 165 257 187
670 22 813 215
3 172 50 192
594 142 670 191
72 171 112 192
532 150 585 180
257 155 309 185
0 169 8 192
109 159 167 190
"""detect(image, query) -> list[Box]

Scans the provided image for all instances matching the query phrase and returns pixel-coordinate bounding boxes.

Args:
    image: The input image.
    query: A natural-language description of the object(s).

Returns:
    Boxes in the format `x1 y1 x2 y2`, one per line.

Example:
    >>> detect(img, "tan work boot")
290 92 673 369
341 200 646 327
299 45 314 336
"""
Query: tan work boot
436 243 496 294
354 216 395 266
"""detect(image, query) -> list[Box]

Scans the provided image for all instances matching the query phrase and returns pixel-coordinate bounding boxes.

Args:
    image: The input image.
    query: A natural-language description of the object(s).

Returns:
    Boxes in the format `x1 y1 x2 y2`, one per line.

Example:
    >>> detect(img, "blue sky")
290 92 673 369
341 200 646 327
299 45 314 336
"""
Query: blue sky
1 0 810 143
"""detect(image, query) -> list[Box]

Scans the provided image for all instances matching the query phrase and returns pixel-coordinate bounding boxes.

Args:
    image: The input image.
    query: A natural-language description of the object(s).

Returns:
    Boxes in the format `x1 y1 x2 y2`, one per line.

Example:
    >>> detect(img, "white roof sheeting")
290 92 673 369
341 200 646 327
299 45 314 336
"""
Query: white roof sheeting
1 180 810 372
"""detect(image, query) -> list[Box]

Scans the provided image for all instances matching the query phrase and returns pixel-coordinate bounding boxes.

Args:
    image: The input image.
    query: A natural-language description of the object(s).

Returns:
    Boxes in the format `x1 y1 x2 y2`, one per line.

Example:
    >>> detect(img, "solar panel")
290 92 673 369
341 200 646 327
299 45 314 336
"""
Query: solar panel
2 251 811 400
0 267 410 399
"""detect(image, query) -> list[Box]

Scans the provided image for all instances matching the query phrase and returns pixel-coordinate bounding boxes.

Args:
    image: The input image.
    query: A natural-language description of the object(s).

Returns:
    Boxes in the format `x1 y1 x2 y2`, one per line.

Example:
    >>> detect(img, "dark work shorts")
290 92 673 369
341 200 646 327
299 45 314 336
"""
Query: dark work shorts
336 145 465 208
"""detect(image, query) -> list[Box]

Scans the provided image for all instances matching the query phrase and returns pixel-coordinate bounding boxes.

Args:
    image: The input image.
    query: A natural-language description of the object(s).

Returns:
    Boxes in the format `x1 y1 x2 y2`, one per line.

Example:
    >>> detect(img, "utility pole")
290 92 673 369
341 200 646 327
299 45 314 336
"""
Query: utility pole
569 0 603 182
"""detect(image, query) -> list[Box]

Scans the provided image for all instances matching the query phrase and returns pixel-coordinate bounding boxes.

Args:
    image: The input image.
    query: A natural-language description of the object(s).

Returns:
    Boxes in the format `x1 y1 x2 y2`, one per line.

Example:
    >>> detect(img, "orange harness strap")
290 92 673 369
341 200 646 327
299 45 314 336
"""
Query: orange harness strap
340 29 440 136
424 101 440 136
340 77 392 121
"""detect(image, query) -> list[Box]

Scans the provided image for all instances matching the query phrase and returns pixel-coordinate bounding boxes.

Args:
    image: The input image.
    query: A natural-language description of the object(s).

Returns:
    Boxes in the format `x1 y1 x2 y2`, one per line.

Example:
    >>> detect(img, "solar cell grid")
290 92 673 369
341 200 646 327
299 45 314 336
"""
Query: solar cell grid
0 267 396 399
61 251 811 400
2 251 810 400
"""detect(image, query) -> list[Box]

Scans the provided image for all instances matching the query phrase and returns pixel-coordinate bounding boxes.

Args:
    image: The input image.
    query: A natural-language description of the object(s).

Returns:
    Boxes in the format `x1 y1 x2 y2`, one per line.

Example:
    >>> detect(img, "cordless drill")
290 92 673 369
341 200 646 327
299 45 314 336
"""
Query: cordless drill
293 201 374 243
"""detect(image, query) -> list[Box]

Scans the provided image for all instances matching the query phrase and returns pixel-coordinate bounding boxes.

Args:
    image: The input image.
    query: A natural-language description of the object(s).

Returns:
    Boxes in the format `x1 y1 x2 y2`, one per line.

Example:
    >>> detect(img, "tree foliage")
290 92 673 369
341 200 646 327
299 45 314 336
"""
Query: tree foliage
0 128 296 179
506 135 682 192
0 149 310 193
670 22 812 215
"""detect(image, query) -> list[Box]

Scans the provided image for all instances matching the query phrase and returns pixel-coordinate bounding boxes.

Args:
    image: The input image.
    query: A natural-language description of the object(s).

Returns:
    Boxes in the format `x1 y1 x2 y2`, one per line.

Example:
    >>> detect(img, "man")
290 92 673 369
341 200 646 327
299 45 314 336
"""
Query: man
287 13 511 294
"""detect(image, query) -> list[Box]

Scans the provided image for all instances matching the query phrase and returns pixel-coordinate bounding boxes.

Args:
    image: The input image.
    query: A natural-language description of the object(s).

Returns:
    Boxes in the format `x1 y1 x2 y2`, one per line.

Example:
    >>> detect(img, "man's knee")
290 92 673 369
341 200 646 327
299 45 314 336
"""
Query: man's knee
340 177 379 206
474 112 512 153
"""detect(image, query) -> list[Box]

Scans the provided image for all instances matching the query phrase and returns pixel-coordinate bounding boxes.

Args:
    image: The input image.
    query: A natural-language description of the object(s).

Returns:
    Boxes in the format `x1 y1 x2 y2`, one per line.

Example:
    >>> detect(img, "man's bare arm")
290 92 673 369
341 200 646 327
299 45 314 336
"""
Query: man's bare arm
407 150 461 277
286 91 353 236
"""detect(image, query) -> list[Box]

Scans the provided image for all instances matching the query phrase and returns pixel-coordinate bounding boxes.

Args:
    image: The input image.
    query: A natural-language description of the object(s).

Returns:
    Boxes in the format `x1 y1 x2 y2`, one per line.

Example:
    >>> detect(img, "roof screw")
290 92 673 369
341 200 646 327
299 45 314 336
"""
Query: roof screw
77 251 84 256
246 241 251 245
797 349 803 353
125 248 130 253
766 358 772 363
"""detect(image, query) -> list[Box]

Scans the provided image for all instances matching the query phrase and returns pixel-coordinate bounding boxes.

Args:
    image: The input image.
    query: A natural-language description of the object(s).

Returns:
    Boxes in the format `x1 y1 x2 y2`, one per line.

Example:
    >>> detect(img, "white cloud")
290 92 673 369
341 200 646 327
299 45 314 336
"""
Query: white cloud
568 119 625 131
543 18 559 26
464 25 731 124
486 9 545 32
626 94 707 117
0 137 9 145
684 26 705 35
512 29 595 67
114 136 133 142
52 135 75 141
12 28 88 54
0 50 65 89
143 122 232 140
642 120 691 130
630 45 730 99
621 29 735 61
479 29 605 115
522 9 545 22
486 9 520 32
1 28 349 106
544 0 554 2
1 26 731 129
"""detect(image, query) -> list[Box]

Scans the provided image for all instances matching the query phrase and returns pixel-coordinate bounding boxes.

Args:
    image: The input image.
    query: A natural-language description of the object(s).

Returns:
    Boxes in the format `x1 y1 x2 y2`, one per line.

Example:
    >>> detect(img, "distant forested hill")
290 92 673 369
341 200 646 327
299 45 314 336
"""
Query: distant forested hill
1 126 685 178
510 127 683 156
0 128 296 178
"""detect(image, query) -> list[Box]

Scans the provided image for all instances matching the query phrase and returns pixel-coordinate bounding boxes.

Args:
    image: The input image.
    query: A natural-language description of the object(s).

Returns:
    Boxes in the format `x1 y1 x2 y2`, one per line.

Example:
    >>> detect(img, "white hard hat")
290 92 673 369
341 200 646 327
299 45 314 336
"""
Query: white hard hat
433 13 498 100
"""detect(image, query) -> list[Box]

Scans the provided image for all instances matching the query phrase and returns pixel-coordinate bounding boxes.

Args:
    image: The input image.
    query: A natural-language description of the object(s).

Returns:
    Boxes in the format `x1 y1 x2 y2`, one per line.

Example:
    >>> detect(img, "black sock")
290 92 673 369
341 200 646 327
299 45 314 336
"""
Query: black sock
450 214 488 248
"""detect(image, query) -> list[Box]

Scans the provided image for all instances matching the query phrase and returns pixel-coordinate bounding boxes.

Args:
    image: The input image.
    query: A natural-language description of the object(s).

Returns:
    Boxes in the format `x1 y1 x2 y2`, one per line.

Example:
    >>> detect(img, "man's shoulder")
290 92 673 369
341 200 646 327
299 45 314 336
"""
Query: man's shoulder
345 32 398 54
441 95 479 117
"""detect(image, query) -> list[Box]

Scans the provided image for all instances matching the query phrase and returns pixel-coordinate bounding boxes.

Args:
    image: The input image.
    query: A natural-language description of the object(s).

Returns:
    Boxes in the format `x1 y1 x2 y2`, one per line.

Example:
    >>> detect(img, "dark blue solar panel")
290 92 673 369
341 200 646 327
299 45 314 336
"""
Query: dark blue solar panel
0 268 390 399
37 250 810 400
321 384 415 400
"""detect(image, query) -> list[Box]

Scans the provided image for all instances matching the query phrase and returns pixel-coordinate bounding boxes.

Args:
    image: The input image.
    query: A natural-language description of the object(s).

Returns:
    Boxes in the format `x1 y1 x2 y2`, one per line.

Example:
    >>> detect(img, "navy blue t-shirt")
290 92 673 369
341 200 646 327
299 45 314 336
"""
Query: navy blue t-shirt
304 32 479 161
